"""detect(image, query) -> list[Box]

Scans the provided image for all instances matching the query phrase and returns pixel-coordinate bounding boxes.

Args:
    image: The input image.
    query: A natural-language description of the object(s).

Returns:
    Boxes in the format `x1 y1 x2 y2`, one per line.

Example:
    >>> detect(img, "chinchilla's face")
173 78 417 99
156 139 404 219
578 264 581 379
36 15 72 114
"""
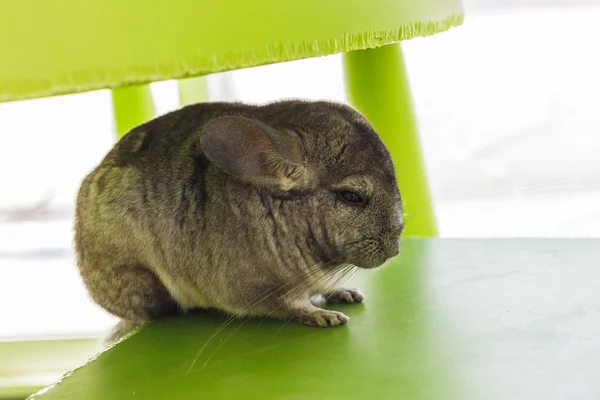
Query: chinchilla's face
309 164 404 270
275 102 404 269
201 101 404 270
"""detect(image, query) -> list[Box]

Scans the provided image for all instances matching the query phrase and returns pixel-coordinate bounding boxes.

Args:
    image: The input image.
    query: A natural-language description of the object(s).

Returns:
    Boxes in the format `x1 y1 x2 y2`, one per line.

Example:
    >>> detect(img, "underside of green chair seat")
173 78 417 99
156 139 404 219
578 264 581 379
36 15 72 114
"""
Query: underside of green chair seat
0 0 463 102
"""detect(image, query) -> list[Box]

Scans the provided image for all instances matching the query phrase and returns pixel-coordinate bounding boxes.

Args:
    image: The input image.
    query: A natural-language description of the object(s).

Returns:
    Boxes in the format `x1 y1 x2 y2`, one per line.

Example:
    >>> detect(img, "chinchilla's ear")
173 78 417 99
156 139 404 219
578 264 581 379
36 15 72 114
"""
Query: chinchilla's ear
200 116 309 192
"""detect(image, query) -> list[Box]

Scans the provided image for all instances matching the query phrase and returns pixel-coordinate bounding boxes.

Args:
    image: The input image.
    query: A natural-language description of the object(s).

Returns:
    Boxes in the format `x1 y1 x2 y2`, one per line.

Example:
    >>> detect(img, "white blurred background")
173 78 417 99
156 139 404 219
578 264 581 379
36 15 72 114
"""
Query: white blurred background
1 2 599 338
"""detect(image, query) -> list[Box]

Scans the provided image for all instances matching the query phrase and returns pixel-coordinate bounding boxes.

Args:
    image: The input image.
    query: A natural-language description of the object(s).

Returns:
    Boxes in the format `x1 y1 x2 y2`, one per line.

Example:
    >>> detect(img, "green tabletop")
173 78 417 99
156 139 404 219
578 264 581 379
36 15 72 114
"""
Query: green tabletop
30 239 600 399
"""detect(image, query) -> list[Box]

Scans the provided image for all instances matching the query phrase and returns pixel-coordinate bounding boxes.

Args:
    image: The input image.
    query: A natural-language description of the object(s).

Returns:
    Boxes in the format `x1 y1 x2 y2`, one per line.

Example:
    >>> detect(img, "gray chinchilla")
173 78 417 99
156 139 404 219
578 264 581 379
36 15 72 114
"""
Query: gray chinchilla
75 100 404 331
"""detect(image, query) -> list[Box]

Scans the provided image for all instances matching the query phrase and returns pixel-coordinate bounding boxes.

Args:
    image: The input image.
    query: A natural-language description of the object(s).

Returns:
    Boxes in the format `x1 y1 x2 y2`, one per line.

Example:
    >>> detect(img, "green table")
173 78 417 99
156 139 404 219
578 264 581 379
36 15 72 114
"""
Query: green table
29 239 600 399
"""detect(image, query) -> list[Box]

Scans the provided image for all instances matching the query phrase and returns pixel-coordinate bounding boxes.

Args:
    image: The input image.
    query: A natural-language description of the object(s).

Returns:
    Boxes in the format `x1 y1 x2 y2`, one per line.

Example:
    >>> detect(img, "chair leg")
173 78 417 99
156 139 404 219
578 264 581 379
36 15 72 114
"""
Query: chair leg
343 43 438 237
177 76 208 106
111 85 156 139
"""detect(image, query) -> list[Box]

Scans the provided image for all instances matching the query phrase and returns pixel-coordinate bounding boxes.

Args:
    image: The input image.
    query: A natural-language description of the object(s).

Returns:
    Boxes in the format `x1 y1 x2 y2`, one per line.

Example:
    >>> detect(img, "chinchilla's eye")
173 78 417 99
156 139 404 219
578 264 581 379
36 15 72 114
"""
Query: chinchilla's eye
337 190 365 206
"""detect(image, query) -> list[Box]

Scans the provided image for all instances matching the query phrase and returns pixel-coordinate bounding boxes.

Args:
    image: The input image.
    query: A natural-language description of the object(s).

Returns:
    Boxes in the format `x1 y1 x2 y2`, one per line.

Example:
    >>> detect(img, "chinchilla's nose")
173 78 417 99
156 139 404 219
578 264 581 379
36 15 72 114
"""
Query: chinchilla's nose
396 219 405 236
383 220 404 259
383 236 401 259
388 217 405 237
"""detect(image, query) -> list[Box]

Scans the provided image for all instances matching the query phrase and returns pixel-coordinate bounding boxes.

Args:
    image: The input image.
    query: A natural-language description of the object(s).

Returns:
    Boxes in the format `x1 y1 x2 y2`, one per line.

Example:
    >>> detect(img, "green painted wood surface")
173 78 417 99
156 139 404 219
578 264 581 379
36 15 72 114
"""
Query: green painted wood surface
345 44 438 236
0 1 463 103
29 239 600 400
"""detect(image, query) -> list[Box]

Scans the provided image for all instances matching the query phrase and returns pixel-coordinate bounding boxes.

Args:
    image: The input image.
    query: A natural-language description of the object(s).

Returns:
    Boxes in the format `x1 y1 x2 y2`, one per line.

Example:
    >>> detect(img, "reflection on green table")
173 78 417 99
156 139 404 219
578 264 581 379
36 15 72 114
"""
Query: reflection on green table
30 239 600 400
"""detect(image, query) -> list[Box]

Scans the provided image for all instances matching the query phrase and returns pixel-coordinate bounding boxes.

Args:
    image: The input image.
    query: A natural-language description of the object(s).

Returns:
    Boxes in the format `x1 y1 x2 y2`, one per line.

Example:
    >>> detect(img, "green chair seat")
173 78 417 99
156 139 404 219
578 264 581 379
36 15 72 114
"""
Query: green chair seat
0 0 464 236
0 0 462 102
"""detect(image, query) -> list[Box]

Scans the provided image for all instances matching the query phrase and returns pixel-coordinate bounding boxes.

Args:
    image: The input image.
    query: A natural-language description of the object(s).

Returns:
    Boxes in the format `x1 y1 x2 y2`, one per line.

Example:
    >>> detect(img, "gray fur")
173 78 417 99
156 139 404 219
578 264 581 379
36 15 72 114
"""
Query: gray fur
75 100 404 329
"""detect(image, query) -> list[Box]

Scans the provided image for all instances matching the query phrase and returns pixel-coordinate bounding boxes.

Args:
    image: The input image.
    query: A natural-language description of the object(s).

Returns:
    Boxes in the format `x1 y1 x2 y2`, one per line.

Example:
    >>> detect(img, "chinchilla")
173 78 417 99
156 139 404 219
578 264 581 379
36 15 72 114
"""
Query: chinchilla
75 100 404 334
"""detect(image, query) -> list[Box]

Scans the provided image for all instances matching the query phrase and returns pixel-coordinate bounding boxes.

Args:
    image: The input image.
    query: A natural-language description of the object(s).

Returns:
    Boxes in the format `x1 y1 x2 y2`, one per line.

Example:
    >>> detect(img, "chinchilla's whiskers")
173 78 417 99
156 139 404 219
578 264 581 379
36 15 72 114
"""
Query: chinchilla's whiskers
285 246 366 291
186 250 363 373
324 266 360 298
256 251 365 329
258 262 361 327
245 247 363 314
187 260 363 374
238 251 351 314
278 243 367 292
270 263 360 334
319 265 359 298
402 209 433 231
319 263 358 292
283 247 367 303
403 208 426 220
282 262 353 302
292 264 360 309
270 262 354 308
196 314 249 370
284 236 367 276
189 226 385 374
186 313 239 374
188 241 370 373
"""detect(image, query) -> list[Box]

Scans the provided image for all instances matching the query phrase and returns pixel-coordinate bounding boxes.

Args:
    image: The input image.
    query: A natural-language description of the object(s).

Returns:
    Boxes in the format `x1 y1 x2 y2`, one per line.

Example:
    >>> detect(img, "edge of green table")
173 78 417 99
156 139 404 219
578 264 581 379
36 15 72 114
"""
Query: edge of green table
12 238 600 400
0 337 99 399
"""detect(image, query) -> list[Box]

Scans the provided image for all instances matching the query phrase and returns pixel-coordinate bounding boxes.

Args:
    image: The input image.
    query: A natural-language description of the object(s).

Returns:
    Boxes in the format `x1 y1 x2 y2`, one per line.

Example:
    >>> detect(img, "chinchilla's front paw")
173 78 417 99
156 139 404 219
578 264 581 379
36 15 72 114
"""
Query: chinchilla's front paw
325 287 364 304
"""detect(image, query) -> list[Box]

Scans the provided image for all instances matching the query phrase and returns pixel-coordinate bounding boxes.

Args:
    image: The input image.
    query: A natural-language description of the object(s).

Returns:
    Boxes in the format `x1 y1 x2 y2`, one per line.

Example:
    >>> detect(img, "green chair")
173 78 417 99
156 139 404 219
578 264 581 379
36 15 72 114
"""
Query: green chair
0 1 463 398
1 0 464 237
